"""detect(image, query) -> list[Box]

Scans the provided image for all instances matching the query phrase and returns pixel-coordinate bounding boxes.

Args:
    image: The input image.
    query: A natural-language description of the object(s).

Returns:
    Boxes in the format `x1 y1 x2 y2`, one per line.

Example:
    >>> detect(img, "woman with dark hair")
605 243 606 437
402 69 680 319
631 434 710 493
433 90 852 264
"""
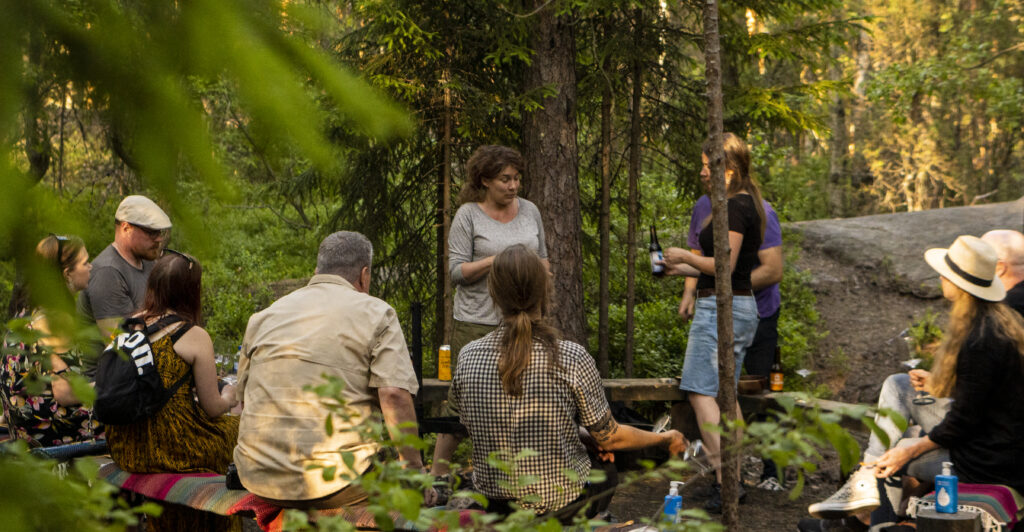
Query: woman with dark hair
105 251 240 532
1 234 97 446
449 145 549 359
661 132 766 512
433 145 550 477
448 245 686 521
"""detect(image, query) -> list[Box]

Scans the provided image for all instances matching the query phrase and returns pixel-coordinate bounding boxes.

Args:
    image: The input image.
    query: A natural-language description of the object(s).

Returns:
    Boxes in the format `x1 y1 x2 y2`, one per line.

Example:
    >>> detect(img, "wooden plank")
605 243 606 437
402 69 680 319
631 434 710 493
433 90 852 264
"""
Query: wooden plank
420 378 869 431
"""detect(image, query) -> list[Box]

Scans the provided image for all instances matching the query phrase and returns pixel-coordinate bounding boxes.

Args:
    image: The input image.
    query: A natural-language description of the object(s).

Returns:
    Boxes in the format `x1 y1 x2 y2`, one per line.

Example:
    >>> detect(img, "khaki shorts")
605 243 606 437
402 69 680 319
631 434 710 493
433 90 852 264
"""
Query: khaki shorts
450 320 496 371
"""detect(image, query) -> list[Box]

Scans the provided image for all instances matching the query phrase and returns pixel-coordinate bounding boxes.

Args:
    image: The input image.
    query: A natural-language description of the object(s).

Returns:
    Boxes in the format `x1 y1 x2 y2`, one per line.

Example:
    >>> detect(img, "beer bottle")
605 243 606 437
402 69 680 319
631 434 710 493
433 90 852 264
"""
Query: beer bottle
769 346 784 392
650 225 665 277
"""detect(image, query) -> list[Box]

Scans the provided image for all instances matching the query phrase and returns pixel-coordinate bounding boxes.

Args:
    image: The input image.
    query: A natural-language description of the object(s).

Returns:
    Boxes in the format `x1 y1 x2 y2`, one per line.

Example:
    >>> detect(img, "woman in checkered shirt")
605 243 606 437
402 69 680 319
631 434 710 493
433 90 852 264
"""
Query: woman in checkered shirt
446 245 686 522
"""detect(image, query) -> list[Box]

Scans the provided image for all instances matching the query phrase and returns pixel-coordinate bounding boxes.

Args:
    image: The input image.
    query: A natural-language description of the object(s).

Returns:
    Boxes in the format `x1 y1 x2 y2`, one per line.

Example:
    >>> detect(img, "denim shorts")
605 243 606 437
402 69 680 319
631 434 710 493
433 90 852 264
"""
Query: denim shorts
679 295 759 397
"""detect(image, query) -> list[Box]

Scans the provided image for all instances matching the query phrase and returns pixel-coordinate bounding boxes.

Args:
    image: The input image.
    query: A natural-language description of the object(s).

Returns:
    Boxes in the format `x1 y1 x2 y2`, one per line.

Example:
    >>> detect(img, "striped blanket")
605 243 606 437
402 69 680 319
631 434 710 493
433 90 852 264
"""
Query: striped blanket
908 483 1023 532
97 461 448 531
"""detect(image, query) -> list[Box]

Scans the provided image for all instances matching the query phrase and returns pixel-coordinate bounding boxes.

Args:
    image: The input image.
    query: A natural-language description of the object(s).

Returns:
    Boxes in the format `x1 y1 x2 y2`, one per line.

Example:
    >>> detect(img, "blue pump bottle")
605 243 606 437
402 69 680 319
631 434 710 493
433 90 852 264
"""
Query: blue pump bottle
663 481 684 524
935 461 958 514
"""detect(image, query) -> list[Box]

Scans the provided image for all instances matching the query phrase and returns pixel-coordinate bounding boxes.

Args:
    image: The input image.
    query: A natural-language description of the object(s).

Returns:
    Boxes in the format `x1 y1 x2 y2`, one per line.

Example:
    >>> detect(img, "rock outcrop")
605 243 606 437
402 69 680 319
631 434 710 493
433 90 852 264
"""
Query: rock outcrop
788 198 1024 298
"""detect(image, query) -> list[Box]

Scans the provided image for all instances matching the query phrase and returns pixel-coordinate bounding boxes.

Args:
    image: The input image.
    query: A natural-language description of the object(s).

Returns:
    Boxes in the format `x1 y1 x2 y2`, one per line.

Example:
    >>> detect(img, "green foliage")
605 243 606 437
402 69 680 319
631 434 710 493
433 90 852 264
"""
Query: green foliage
299 374 729 531
0 442 158 531
728 393 907 498
906 309 943 370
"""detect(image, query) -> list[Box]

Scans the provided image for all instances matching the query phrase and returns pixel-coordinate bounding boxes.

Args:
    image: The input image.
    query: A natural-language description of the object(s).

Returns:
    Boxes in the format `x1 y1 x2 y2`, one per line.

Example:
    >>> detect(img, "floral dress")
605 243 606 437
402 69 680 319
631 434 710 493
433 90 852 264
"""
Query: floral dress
0 311 99 447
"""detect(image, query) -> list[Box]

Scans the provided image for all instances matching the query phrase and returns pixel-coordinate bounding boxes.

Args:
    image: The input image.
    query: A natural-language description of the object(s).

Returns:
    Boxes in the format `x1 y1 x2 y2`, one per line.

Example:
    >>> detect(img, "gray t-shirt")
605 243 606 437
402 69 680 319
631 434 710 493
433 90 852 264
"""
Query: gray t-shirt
77 244 153 323
76 244 153 374
449 198 547 326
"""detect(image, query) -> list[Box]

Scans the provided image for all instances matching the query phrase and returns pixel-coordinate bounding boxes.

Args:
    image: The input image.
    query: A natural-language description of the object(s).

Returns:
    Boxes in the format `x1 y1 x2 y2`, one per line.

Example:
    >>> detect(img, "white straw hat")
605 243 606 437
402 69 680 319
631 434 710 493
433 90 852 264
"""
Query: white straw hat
924 235 1005 302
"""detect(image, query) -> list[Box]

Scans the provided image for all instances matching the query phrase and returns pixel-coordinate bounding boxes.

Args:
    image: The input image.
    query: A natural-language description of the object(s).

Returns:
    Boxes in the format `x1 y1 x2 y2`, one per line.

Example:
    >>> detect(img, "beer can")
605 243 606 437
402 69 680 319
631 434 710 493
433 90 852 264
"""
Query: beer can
438 345 452 381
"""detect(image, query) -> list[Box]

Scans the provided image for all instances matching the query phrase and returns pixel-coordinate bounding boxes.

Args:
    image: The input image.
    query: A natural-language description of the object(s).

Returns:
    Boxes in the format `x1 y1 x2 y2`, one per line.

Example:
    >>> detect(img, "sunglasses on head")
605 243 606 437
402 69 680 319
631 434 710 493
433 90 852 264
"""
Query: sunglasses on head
129 223 168 239
163 248 195 271
49 233 70 266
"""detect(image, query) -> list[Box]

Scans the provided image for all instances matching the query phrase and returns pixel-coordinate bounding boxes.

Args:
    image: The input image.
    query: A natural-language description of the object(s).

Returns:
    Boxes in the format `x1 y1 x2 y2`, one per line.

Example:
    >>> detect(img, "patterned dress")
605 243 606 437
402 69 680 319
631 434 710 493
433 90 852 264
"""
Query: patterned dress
106 322 240 531
0 311 99 447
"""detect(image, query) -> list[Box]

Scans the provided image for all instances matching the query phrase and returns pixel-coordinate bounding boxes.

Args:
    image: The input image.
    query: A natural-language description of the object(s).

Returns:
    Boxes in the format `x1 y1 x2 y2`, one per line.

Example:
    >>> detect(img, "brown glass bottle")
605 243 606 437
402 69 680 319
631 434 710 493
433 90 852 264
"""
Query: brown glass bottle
769 346 784 392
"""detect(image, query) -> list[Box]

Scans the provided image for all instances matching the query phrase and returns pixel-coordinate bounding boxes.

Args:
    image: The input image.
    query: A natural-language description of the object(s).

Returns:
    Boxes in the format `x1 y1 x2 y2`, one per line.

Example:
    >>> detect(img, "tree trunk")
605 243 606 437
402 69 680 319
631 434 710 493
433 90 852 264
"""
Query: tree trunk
597 21 614 378
624 8 643 378
522 0 586 345
703 0 740 527
828 43 847 216
436 65 453 353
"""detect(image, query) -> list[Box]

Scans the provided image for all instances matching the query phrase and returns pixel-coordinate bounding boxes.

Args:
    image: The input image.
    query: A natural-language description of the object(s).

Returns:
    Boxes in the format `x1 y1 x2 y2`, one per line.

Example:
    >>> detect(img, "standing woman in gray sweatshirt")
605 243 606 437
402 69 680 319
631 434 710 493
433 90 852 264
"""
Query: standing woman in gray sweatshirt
432 145 549 478
448 145 549 360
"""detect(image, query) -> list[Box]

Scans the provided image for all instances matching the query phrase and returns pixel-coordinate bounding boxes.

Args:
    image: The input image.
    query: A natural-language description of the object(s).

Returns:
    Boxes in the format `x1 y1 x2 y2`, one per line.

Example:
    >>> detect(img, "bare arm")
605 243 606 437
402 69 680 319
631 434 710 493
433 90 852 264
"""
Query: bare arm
679 251 700 320
751 246 783 290
378 386 425 469
96 317 122 343
664 231 744 277
587 412 687 454
458 255 495 284
173 326 236 418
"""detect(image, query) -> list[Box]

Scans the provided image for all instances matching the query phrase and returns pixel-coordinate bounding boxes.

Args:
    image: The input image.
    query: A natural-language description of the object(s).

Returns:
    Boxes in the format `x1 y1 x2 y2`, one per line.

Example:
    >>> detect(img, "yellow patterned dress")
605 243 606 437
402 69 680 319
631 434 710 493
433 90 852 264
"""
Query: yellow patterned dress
106 323 240 531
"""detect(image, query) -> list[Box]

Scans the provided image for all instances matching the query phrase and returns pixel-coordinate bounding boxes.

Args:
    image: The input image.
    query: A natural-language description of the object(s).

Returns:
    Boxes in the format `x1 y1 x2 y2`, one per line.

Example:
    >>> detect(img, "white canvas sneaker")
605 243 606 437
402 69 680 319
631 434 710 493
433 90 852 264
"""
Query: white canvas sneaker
807 466 881 519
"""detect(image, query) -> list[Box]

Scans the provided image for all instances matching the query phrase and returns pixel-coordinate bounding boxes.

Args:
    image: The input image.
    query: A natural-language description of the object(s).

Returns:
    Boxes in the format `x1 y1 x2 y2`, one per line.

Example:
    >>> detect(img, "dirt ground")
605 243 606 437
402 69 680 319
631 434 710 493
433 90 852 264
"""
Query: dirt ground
604 245 948 531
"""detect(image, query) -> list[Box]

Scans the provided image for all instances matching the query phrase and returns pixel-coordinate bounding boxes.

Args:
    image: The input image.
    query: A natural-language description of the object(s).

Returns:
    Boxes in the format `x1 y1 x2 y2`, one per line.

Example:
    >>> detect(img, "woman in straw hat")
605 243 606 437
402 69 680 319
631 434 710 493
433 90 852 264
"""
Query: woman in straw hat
871 236 1024 508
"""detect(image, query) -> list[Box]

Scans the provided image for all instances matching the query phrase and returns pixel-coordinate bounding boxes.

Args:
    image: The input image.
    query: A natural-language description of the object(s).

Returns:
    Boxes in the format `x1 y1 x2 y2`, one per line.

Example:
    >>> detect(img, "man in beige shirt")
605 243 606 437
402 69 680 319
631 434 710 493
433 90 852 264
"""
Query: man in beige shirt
234 231 425 508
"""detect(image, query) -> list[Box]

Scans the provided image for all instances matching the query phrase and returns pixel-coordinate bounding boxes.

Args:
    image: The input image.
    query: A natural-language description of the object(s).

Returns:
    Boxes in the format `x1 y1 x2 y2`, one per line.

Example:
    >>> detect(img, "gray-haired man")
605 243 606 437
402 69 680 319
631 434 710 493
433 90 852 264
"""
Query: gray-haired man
981 229 1024 317
234 231 429 508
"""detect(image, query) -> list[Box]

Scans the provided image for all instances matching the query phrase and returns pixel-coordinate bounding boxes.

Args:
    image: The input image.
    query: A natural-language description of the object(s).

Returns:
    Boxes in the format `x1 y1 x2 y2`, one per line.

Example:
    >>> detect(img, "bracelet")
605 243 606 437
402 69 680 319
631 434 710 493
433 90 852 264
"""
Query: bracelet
53 368 68 376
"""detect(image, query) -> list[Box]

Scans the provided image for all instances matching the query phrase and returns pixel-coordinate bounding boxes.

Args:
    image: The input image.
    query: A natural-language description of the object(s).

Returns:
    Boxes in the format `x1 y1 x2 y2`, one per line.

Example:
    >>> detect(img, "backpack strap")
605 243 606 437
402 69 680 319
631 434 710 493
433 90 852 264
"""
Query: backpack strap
139 314 193 397
143 314 183 336
167 321 194 344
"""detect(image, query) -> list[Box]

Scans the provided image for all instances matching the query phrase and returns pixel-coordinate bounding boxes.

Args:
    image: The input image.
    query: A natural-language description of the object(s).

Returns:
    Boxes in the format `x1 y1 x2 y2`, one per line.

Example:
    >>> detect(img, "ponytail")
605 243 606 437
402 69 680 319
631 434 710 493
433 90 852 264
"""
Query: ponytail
488 245 563 396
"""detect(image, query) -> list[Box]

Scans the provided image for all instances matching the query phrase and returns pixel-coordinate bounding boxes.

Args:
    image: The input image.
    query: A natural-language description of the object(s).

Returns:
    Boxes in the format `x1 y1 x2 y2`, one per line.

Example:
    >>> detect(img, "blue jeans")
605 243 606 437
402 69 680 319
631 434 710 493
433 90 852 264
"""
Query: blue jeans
864 373 952 461
679 295 759 397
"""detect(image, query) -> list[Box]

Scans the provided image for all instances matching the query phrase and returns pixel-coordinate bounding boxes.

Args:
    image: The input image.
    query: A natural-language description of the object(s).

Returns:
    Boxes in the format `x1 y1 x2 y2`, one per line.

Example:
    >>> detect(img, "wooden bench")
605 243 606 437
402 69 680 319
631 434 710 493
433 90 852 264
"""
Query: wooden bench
419 377 870 435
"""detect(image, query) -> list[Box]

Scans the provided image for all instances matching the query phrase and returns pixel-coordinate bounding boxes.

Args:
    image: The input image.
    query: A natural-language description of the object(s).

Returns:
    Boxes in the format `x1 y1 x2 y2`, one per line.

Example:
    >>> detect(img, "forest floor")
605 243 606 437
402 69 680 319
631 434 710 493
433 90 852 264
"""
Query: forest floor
605 230 951 531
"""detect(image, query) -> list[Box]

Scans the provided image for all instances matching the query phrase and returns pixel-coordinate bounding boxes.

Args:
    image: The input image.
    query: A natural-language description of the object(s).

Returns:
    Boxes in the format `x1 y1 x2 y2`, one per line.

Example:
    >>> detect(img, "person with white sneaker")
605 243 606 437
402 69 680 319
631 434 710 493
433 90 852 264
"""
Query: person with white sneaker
800 235 1024 532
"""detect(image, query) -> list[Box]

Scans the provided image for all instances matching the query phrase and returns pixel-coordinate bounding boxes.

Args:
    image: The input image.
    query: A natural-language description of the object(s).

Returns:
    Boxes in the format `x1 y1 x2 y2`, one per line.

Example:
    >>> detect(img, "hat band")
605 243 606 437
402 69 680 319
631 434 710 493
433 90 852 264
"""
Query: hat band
945 254 992 288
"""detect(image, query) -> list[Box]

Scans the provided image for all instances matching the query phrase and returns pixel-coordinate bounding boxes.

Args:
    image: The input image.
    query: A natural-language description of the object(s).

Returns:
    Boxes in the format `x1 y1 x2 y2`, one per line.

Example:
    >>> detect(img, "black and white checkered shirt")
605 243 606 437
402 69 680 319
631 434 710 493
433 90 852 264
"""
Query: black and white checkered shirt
448 329 610 513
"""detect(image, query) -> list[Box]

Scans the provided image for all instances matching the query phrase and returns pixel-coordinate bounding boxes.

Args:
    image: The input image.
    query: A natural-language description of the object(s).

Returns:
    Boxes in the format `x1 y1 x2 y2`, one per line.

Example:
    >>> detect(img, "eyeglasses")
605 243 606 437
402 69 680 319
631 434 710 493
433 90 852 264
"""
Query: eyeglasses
49 233 69 265
130 223 169 240
164 248 194 271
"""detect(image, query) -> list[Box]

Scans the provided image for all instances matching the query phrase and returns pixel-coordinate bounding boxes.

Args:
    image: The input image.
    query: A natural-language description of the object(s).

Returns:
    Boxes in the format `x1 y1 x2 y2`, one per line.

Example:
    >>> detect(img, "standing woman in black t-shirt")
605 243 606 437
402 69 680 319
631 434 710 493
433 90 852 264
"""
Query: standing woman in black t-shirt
661 133 766 512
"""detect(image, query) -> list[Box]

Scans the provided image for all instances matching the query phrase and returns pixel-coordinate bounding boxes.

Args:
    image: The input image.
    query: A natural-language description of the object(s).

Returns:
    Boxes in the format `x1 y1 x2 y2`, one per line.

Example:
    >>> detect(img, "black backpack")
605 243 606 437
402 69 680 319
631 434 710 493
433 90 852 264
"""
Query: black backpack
93 315 193 425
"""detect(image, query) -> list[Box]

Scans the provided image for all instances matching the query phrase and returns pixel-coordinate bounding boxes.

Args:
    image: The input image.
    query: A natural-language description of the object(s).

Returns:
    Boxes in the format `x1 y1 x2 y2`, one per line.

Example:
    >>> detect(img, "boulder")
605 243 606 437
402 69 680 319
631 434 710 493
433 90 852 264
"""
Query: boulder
788 198 1024 298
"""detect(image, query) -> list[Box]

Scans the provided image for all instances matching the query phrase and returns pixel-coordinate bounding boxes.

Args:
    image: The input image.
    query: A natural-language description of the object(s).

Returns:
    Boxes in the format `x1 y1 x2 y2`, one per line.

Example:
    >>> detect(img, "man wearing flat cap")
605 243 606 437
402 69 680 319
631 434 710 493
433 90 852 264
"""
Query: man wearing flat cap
77 195 171 375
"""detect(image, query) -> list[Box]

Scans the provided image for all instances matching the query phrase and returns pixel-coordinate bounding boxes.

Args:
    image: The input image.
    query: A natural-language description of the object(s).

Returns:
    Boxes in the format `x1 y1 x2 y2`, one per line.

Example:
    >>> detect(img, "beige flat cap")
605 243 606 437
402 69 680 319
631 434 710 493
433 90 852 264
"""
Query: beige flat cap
115 195 172 230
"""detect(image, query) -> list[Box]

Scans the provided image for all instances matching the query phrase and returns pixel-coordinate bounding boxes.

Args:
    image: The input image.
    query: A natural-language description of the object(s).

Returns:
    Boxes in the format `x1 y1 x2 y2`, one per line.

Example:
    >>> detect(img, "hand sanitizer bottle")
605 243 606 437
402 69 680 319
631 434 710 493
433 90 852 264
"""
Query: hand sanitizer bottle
935 461 958 514
663 481 684 524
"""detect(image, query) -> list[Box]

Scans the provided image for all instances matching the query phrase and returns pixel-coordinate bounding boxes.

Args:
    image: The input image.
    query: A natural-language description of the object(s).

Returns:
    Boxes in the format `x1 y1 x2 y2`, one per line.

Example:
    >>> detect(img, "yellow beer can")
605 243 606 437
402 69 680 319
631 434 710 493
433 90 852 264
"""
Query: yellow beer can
438 345 452 381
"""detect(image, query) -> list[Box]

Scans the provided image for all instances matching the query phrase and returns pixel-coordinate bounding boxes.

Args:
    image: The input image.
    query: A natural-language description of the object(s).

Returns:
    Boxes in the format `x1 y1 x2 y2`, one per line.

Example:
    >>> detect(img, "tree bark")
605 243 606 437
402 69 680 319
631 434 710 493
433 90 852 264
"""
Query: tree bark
625 8 643 378
703 0 740 527
522 0 586 345
597 20 614 378
436 63 453 354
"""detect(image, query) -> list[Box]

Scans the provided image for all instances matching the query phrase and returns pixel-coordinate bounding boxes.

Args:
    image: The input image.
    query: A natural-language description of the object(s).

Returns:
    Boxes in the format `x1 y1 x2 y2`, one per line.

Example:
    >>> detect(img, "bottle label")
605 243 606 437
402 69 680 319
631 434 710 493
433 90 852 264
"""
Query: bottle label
770 373 783 391
651 251 664 274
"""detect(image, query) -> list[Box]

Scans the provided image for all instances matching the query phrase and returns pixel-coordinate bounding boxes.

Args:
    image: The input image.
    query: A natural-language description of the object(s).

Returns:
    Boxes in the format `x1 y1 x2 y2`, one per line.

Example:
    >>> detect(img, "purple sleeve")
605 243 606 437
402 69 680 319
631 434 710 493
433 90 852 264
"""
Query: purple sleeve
761 201 782 250
687 195 711 249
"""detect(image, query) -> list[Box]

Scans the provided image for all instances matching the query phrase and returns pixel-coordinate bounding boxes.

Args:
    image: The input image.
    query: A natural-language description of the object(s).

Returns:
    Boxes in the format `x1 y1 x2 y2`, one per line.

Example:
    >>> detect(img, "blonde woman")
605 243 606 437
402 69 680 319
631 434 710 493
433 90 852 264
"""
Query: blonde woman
802 236 1024 532
1 235 97 446
872 236 1024 490
661 133 767 512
